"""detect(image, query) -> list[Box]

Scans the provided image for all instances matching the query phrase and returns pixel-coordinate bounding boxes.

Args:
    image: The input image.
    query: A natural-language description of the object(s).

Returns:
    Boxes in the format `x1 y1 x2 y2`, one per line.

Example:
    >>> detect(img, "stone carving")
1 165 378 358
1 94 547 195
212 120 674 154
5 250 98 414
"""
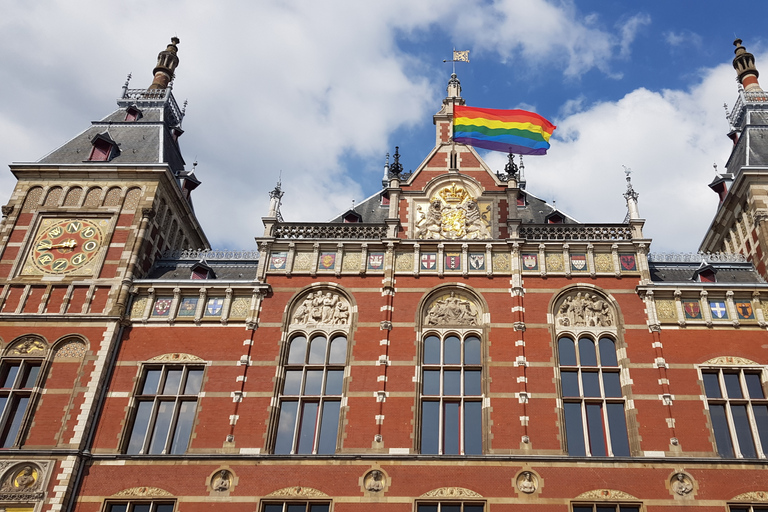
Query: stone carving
395 252 413 271
148 353 204 362
229 297 250 319
493 252 510 272
8 338 46 355
1 465 39 492
342 252 361 271
594 253 613 272
546 253 564 271
671 473 693 496
364 470 386 493
131 297 147 318
414 184 491 240
113 487 173 497
265 486 329 498
556 292 614 327
291 291 349 326
293 252 313 271
575 489 638 500
425 292 480 326
516 471 537 494
732 491 768 502
212 470 232 492
421 487 483 498
703 356 758 366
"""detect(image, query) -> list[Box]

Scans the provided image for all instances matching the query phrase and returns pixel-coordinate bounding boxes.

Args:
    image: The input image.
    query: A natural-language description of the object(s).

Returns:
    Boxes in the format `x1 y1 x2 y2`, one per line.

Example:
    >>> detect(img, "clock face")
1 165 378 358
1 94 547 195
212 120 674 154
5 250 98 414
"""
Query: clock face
25 219 106 275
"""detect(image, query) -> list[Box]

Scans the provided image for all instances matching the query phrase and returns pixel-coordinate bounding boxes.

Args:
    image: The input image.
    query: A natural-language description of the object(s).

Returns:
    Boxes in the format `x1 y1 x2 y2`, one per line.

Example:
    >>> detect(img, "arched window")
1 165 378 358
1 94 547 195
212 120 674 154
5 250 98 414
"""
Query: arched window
420 332 482 455
0 336 48 448
418 289 485 455
558 335 629 456
273 289 352 455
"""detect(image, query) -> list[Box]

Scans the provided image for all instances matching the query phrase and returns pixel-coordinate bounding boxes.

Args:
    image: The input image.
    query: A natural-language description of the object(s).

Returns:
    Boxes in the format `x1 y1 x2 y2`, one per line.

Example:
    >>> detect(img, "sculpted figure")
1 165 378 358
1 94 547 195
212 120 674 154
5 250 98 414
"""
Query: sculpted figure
517 471 536 493
321 292 338 323
213 470 231 492
333 301 349 325
310 292 324 323
14 466 36 489
416 200 443 239
463 200 491 239
425 292 479 326
292 293 313 324
672 473 692 495
365 470 385 492
557 293 613 327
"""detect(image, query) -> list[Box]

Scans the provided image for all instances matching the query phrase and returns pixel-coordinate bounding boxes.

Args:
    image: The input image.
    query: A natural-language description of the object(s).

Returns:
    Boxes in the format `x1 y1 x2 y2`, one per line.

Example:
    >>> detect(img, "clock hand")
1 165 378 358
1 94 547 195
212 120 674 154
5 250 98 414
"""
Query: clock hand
46 240 78 250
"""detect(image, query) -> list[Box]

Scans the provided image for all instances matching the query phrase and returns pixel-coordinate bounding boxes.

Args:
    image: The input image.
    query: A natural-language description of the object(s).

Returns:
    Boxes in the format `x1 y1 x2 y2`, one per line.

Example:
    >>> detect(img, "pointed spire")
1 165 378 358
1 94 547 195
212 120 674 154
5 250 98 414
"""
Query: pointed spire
121 73 132 98
149 37 181 90
382 152 390 188
733 38 762 92
622 166 640 220
390 146 403 175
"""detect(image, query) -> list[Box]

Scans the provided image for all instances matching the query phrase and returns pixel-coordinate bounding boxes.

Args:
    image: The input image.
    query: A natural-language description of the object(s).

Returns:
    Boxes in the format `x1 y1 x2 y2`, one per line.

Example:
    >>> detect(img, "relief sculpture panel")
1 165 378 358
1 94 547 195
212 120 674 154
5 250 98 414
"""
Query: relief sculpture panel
556 292 615 327
414 183 491 240
424 292 481 326
291 290 350 326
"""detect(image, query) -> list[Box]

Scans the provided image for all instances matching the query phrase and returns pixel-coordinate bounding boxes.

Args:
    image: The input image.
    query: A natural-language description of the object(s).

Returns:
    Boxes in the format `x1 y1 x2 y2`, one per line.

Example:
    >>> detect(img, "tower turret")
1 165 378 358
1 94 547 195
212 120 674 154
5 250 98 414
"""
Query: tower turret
733 38 762 92
149 37 181 90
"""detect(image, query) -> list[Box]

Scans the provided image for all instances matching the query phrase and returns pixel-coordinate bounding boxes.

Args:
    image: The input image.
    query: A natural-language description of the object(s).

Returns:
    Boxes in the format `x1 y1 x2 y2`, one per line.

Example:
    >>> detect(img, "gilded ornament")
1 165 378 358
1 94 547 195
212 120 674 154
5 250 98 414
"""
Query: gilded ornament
342 252 361 271
130 297 147 318
395 252 413 271
594 253 613 272
8 338 46 355
229 297 250 319
655 300 677 321
546 253 564 271
292 252 313 271
421 487 483 498
414 183 491 240
492 252 510 272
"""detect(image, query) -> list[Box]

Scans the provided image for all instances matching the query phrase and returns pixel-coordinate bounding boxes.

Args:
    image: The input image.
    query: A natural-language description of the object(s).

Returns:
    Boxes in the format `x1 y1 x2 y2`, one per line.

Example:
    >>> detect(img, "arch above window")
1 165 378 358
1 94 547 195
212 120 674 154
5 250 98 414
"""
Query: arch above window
5 336 48 357
289 289 352 330
554 289 617 329
423 291 483 327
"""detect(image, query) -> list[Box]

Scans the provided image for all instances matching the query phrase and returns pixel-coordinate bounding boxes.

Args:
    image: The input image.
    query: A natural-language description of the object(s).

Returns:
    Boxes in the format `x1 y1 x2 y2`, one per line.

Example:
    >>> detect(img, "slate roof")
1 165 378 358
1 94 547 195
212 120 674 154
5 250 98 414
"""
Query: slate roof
145 256 260 281
648 261 765 284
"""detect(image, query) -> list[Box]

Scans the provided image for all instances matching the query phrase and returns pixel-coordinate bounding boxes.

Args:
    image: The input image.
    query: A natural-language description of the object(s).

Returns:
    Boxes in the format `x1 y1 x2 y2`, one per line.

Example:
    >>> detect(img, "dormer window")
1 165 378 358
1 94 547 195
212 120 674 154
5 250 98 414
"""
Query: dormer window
546 211 565 224
342 210 362 223
380 191 390 206
124 106 142 122
191 261 215 280
88 133 118 162
694 263 717 283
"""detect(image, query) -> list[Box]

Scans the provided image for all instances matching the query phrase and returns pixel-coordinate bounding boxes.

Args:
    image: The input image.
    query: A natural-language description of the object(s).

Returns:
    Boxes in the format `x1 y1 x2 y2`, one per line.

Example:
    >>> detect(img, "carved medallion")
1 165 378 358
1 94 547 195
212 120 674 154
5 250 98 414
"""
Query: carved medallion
670 473 693 496
556 292 615 328
516 471 538 494
211 470 233 492
364 470 386 493
291 291 350 326
1 465 39 492
414 184 491 240
425 292 480 326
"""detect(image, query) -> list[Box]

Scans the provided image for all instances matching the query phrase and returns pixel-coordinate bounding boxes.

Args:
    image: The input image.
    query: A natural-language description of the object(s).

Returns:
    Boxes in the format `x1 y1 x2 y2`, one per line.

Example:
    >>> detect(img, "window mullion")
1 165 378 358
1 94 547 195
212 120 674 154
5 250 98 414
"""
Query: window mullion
723 400 743 458
164 397 183 454
601 399 613 456
580 401 591 456
143 397 161 454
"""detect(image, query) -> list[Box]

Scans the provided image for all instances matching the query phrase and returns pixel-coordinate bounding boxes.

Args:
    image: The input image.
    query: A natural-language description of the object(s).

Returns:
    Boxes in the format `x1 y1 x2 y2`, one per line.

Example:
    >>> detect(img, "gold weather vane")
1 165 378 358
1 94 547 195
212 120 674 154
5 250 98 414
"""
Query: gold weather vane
444 49 470 74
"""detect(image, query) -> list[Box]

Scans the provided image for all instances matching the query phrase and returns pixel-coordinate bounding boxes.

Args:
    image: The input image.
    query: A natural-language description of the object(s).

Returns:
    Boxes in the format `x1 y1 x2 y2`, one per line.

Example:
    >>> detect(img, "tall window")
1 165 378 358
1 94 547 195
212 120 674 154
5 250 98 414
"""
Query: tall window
263 503 329 512
559 336 630 456
420 333 483 455
105 502 174 512
703 367 768 458
0 359 43 448
417 503 484 512
126 365 204 455
274 334 347 454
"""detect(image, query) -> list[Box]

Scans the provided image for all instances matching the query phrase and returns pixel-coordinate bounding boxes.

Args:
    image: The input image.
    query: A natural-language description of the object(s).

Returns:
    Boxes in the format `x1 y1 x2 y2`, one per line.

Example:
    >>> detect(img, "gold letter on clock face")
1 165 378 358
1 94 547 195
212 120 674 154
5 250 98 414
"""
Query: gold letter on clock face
24 218 106 275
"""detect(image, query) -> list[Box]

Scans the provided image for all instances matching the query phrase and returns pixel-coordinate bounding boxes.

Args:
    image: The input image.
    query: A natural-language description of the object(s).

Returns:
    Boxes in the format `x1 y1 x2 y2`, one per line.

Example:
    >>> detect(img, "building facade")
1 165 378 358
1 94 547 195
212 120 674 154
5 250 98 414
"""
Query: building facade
0 38 767 512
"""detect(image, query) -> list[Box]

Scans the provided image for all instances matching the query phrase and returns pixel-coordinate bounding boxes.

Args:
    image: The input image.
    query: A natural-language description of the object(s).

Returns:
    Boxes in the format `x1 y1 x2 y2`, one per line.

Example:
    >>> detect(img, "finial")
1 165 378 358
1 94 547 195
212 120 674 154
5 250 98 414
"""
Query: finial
149 37 181 90
182 99 188 118
352 199 356 210
121 72 133 99
732 38 761 92
713 162 718 174
622 165 640 219
268 175 285 221
192 160 198 171
505 152 518 177
390 146 403 175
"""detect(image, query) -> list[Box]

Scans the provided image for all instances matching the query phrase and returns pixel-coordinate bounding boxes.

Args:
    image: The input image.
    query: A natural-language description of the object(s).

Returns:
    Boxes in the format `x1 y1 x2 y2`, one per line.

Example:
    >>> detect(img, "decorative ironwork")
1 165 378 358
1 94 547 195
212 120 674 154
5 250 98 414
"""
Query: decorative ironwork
729 90 768 128
161 249 260 260
519 225 632 241
118 88 184 126
273 223 387 240
648 252 747 263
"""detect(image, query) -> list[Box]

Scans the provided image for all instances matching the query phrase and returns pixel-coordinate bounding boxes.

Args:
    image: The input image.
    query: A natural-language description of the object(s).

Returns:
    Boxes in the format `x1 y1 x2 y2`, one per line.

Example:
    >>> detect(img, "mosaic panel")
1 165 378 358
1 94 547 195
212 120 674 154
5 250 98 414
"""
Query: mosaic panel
594 253 613 272
546 253 564 272
762 301 768 319
63 187 83 207
292 252 314 271
229 297 250 319
655 300 677 321
492 252 510 272
103 187 122 206
177 297 198 317
342 252 361 271
395 252 413 271
83 188 102 207
54 341 86 360
130 297 147 318
123 188 141 210
22 187 43 212
44 187 62 207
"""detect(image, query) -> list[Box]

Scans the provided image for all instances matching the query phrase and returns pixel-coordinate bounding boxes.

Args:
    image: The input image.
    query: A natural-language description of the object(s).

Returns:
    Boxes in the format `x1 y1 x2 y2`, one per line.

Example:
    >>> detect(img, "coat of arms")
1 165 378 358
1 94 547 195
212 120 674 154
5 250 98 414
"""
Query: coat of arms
709 301 728 319
445 253 461 270
469 253 485 270
206 298 224 316
620 254 637 271
571 254 587 271
270 252 287 270
522 253 538 270
414 183 491 240
153 298 172 317
683 301 701 319
178 297 198 317
368 253 384 270
319 252 336 270
421 254 437 270
735 302 754 319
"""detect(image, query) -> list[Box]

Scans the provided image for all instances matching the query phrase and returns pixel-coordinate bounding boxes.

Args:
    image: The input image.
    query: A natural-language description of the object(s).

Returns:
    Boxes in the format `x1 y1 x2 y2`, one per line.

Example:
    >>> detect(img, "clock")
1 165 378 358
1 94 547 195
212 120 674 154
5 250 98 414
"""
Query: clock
24 218 107 275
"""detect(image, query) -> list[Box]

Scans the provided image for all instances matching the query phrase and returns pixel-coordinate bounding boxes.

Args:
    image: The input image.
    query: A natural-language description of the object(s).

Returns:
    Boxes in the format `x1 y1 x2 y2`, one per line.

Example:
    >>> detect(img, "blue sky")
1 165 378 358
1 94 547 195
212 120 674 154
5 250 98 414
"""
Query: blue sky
0 1 766 252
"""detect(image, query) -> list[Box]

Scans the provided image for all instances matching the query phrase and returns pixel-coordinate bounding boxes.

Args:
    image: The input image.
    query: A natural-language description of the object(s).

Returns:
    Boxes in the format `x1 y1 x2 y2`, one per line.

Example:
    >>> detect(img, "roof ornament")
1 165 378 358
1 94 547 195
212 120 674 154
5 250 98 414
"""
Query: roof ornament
622 165 640 220
496 151 518 182
733 38 762 92
443 49 470 75
390 146 403 176
149 37 181 90
121 73 132 99
382 152 390 188
268 175 285 222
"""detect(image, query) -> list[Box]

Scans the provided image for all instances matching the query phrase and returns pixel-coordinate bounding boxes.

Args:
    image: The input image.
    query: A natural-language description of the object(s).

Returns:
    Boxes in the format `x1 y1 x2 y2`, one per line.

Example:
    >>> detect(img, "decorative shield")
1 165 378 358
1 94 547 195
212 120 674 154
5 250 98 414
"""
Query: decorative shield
153 298 172 317
735 302 754 319
522 253 538 270
206 298 224 316
620 254 637 271
319 252 336 270
445 253 461 270
469 253 485 270
571 254 587 271
270 252 287 270
709 301 728 319
367 253 384 270
177 297 198 317
683 301 701 319
421 254 437 270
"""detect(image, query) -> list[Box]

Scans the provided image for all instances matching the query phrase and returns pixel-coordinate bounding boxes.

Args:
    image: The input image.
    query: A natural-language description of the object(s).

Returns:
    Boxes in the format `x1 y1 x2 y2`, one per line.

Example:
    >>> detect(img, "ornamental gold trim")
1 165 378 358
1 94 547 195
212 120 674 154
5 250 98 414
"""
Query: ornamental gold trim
147 353 205 362
113 487 173 497
265 486 328 498
420 487 483 498
575 489 638 500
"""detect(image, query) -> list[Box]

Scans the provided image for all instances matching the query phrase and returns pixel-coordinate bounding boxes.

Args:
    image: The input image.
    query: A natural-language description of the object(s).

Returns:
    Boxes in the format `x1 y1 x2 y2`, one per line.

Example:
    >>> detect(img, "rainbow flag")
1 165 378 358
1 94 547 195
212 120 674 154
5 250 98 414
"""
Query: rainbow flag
453 105 556 155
